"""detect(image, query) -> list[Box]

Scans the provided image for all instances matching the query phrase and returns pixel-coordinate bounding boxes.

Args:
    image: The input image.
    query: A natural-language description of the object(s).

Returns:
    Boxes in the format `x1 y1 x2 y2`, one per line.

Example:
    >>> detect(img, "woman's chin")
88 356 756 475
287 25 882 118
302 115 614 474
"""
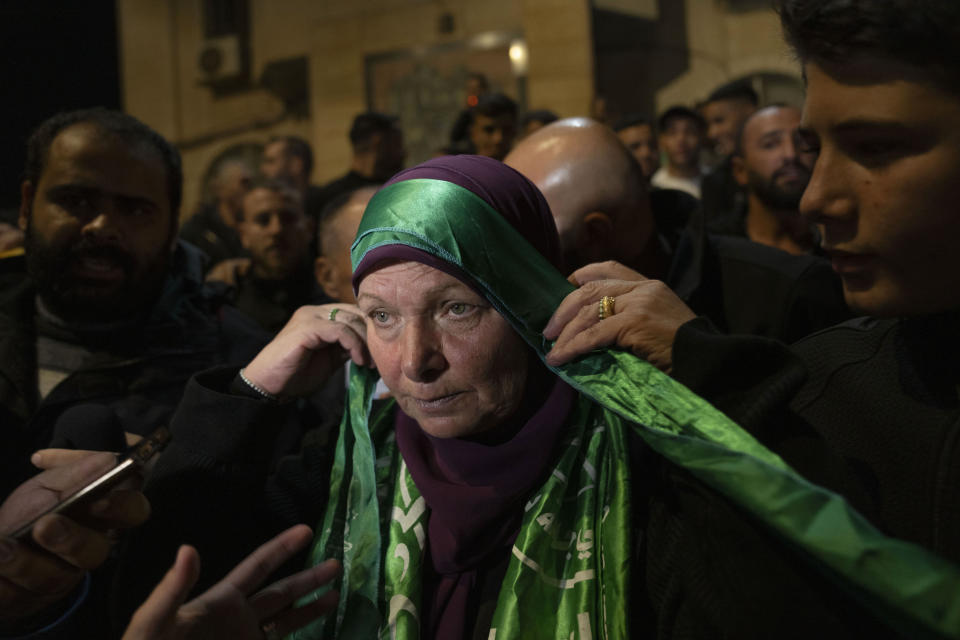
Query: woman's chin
400 396 489 439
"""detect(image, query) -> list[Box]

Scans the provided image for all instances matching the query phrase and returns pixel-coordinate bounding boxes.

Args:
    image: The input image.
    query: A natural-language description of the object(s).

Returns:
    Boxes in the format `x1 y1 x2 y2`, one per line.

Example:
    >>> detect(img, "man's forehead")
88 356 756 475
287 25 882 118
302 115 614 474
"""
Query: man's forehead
747 107 801 137
49 123 159 168
41 123 168 201
662 117 698 132
264 140 287 156
800 60 960 130
244 187 299 212
622 124 653 138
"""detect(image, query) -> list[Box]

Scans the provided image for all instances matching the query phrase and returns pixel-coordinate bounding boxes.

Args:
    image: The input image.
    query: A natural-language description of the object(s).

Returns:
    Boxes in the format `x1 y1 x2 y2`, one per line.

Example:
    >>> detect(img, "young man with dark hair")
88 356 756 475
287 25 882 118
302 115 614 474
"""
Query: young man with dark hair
312 112 405 215
650 106 705 198
468 92 518 161
612 114 660 181
261 135 313 184
701 79 759 158
700 80 760 237
547 2 960 631
260 134 330 246
448 72 491 151
210 178 329 332
179 157 254 268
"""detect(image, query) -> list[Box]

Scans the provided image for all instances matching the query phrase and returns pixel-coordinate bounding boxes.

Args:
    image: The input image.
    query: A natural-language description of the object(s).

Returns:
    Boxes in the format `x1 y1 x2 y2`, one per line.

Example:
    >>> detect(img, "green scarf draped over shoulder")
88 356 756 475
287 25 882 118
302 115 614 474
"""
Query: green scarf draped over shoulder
293 178 960 639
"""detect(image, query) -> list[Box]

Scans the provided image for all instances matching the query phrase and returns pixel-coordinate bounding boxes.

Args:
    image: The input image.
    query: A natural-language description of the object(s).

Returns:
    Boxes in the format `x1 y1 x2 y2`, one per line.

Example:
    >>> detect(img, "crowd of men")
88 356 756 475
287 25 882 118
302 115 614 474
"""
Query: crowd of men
1 0 959 636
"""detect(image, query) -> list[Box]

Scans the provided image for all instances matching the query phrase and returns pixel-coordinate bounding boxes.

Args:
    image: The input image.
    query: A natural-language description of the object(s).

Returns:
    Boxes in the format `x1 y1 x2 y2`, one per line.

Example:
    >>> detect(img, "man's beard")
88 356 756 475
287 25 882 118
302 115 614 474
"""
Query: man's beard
748 163 810 213
25 224 171 325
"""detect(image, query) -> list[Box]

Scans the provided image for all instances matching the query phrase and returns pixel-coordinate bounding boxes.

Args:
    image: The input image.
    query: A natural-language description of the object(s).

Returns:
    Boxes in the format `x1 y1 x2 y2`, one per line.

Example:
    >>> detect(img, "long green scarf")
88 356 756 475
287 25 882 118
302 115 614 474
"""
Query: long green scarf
293 179 960 639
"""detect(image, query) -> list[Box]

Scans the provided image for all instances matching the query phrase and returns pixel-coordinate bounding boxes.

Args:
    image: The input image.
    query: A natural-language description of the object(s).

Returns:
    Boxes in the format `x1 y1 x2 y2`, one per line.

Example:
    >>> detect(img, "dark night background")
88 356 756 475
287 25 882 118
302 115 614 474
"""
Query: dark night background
0 1 120 222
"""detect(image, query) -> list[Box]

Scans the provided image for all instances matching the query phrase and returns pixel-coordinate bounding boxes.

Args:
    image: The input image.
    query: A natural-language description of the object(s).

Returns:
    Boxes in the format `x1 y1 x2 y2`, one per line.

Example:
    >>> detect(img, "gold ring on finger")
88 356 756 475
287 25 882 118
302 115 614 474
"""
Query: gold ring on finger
598 296 616 321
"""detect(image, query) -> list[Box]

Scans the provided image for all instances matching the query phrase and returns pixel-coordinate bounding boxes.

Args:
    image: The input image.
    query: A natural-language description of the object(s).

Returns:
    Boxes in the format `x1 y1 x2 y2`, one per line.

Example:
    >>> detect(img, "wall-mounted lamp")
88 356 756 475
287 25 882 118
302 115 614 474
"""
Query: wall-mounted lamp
509 39 529 76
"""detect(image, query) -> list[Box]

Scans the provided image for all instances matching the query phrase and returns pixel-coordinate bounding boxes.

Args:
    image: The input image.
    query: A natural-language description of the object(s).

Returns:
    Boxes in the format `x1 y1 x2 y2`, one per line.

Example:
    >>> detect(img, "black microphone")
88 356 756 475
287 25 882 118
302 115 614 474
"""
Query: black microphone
49 404 127 452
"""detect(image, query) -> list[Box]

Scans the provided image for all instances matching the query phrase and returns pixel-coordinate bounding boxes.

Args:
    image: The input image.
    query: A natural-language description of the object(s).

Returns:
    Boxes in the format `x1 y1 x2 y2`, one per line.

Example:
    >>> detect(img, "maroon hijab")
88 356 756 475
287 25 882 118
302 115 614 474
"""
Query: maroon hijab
353 156 577 637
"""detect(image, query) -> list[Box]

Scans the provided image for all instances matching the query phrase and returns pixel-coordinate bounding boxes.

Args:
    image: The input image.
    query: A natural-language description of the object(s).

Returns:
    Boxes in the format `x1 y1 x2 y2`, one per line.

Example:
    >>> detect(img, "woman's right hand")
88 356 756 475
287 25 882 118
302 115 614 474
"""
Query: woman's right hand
242 303 373 399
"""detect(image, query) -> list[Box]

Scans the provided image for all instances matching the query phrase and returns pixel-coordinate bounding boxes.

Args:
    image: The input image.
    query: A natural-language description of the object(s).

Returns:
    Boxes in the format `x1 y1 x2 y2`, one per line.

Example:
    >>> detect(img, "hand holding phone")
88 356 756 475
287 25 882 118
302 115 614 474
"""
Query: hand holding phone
8 427 169 541
0 433 163 624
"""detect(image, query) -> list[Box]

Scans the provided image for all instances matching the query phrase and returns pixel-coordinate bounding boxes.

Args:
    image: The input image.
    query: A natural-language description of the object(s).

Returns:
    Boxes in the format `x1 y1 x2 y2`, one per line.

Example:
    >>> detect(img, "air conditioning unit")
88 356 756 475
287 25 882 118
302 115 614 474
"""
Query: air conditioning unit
197 34 243 83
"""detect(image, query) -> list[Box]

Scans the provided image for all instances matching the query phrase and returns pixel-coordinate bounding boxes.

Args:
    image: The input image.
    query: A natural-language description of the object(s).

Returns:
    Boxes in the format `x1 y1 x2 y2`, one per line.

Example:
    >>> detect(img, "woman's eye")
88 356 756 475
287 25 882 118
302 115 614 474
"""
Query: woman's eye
449 303 468 315
371 310 391 324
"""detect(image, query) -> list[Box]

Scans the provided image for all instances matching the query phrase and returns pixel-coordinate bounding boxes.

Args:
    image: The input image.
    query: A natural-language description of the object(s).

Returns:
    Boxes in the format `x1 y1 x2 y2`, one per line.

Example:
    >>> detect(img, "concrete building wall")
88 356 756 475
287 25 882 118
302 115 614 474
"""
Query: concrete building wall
118 0 594 220
653 0 799 113
117 0 790 219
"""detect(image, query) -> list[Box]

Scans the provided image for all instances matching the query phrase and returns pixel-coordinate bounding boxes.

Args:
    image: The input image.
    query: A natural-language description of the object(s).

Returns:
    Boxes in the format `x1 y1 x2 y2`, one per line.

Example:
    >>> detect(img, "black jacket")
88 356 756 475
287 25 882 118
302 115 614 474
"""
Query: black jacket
179 204 247 269
0 242 267 495
673 312 960 567
653 189 851 343
226 263 331 333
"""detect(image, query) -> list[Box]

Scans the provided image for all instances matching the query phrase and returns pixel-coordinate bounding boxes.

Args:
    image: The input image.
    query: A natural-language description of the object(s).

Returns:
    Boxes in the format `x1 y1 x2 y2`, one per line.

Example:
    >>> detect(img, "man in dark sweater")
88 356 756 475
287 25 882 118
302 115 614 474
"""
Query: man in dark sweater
546 0 960 575
179 158 253 269
699 80 758 233
209 178 329 333
260 135 323 222
311 112 404 215
505 117 850 344
724 105 819 254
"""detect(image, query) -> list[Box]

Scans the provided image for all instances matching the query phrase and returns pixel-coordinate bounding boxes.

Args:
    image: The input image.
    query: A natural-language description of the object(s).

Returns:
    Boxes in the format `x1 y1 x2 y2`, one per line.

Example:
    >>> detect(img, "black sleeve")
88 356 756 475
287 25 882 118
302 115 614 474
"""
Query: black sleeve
670 316 808 435
107 366 336 630
670 317 881 515
777 259 852 344
637 456 905 639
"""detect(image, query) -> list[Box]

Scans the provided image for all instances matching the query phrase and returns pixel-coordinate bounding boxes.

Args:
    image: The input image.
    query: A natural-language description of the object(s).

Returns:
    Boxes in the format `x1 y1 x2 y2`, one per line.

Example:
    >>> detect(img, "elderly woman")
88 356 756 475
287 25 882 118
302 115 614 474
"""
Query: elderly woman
115 156 958 639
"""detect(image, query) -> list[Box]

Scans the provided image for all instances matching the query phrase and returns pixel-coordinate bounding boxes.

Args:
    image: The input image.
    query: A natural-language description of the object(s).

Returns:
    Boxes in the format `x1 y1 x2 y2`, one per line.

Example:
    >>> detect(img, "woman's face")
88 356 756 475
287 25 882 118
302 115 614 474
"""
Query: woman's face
356 260 530 439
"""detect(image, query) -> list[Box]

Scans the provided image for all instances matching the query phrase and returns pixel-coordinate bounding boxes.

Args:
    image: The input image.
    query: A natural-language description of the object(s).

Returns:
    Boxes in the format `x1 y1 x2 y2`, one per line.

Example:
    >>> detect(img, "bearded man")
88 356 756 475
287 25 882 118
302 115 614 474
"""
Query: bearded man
728 105 818 254
0 108 265 495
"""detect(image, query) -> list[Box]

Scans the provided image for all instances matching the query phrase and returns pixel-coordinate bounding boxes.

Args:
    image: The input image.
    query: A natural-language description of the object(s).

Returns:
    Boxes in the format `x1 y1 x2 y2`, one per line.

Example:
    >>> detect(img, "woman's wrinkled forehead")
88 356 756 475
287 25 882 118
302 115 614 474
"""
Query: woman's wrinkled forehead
356 260 483 304
353 245 485 299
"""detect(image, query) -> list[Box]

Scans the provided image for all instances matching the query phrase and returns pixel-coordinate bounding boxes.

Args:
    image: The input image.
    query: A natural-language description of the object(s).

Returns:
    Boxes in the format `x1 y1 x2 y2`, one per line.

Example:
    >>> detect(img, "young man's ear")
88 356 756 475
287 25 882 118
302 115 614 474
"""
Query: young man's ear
314 256 340 301
731 155 748 187
18 181 35 231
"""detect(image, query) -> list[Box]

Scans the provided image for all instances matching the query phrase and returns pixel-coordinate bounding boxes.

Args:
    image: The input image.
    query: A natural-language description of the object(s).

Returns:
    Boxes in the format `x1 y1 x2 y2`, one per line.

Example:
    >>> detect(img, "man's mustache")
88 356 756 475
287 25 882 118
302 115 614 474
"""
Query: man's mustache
773 161 811 181
65 240 136 272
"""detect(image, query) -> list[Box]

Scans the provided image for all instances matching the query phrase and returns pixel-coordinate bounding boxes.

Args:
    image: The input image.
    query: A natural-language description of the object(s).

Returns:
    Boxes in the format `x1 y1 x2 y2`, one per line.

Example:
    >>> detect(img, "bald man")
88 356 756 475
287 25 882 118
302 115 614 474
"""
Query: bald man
506 118 850 342
180 159 254 269
314 186 378 304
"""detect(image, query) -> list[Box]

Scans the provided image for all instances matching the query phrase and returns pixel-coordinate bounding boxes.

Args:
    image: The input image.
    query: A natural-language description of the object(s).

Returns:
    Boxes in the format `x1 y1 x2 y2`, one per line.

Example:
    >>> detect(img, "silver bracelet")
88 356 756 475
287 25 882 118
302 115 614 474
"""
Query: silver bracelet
239 368 280 401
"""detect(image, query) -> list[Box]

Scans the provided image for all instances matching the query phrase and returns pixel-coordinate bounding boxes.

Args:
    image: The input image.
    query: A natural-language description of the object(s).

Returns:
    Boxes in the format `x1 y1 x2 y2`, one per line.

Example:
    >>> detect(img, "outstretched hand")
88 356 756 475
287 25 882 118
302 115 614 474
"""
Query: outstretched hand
122 525 340 640
243 303 374 398
544 261 696 374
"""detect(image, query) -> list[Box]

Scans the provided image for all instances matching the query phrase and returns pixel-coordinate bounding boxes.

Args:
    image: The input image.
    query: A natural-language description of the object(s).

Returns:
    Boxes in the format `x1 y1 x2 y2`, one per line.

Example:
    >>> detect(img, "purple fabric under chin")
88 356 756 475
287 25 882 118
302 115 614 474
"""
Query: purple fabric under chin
395 377 578 638
351 154 561 294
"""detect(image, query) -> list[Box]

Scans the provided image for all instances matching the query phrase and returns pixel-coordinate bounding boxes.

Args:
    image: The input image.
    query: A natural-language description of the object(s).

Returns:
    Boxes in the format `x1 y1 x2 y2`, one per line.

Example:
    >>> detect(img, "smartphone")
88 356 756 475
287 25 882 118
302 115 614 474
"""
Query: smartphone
10 426 172 541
